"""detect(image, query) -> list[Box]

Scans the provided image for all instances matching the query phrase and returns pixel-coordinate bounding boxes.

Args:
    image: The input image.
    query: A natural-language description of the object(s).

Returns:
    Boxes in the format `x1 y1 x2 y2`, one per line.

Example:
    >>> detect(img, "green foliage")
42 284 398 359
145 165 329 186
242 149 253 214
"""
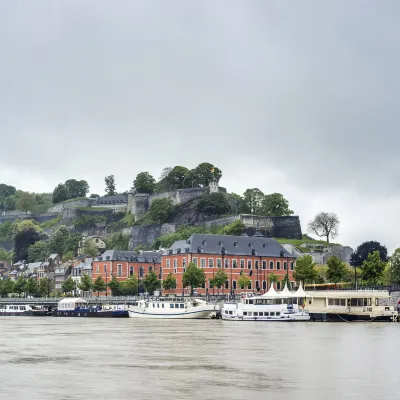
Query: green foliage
40 216 62 230
28 241 50 262
16 192 38 214
134 243 147 252
184 162 222 188
12 219 42 236
13 222 41 262
276 237 339 248
64 233 82 255
142 270 160 294
0 184 17 206
0 278 15 297
83 240 99 257
121 274 138 296
25 277 39 297
106 232 130 251
105 175 117 196
326 256 347 286
182 262 205 295
93 276 107 295
243 188 264 214
78 273 93 292
0 248 13 263
227 193 250 214
142 198 174 224
261 193 293 217
53 179 89 204
293 255 318 284
196 193 231 216
74 214 107 228
52 183 69 203
351 241 388 267
308 212 340 244
153 226 209 249
218 220 246 236
156 166 190 192
0 221 13 242
62 251 75 262
361 250 386 285
133 172 156 194
108 276 122 296
390 248 400 284
106 212 135 231
281 274 293 290
5 195 17 211
62 277 75 294
14 276 26 295
49 225 70 255
268 273 279 284
238 274 251 289
38 278 52 297
162 273 177 292
209 269 228 291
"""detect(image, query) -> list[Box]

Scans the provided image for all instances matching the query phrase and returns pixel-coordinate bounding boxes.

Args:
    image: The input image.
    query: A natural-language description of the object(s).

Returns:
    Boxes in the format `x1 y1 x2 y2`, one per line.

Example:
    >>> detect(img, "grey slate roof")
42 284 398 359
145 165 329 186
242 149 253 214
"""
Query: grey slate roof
25 262 43 274
98 250 162 264
169 234 294 258
93 195 127 204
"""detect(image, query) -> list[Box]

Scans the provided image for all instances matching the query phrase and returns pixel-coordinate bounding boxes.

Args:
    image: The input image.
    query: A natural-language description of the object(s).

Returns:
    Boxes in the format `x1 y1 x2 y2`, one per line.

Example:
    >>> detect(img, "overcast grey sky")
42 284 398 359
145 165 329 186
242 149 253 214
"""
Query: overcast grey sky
1 1 399 252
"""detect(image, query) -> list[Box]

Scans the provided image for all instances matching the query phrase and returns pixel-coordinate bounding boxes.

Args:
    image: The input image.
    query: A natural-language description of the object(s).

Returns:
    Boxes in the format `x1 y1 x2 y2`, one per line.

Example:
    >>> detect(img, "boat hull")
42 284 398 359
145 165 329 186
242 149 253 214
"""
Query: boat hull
221 313 309 322
309 312 396 322
128 309 213 319
53 310 129 318
0 310 52 317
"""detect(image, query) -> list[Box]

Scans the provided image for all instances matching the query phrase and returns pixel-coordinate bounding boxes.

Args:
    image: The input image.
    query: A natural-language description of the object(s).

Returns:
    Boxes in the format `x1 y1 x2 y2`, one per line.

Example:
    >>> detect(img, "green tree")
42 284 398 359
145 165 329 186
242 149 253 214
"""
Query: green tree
268 273 279 286
0 183 17 205
5 195 17 211
28 241 50 262
78 273 93 292
243 188 264 214
281 274 293 290
62 276 75 295
196 193 231 216
209 269 228 294
142 270 160 295
227 193 250 214
64 179 89 199
62 251 75 262
13 227 41 263
93 276 107 296
108 276 122 296
182 262 206 295
52 183 68 203
0 248 13 264
0 278 15 297
237 274 251 289
350 240 388 267
308 212 339 244
145 198 174 224
38 278 52 297
162 272 177 293
167 166 189 189
293 255 318 284
25 277 39 297
64 232 82 255
49 225 70 256
326 256 347 287
14 276 27 296
121 274 138 296
192 162 222 187
389 248 400 284
12 219 42 236
16 192 38 214
83 240 99 257
219 220 246 236
361 250 386 285
261 193 293 216
105 175 117 196
133 172 156 194
0 220 13 242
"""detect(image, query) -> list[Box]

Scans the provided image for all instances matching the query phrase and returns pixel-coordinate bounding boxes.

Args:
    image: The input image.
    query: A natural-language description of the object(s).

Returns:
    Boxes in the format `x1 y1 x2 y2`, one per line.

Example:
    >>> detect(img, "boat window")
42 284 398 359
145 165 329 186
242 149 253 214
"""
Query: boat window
19 306 25 310
368 299 371 306
375 299 378 306
180 304 184 308
254 312 258 316
157 304 159 308
264 312 269 316
341 299 346 306
334 299 341 306
248 312 253 316
276 312 280 316
270 312 275 316
350 299 357 307
162 304 164 308
249 300 253 305
357 299 363 307
363 298 368 306
243 312 247 316
229 311 233 315
170 304 174 308
152 304 155 308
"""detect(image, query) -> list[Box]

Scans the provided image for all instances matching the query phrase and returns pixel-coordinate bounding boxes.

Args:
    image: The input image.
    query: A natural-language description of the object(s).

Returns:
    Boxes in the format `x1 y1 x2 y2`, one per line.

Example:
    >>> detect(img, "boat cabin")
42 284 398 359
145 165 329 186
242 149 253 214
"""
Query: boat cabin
57 298 88 311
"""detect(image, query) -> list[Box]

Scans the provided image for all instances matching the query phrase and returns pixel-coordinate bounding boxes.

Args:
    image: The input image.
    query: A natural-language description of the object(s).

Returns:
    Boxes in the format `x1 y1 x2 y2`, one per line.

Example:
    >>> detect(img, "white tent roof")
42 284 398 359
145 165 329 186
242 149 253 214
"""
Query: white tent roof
58 297 87 304
280 283 295 298
260 282 281 298
293 283 307 298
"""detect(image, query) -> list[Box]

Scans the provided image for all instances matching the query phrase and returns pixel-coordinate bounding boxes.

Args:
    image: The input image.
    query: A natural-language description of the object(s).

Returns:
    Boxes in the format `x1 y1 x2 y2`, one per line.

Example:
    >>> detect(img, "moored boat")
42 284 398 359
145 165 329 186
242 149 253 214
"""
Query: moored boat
0 304 52 316
221 284 310 322
128 297 217 319
52 298 129 318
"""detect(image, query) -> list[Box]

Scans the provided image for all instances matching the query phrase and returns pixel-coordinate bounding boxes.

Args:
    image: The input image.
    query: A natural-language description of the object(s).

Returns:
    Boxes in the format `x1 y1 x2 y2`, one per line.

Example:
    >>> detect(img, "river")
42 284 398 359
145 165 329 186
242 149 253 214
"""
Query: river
0 318 399 400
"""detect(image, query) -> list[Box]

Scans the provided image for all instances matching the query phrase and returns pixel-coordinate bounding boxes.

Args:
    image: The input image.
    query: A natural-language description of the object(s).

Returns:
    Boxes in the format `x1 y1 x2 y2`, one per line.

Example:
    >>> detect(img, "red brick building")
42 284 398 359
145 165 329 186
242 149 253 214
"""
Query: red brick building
91 250 162 295
162 234 296 296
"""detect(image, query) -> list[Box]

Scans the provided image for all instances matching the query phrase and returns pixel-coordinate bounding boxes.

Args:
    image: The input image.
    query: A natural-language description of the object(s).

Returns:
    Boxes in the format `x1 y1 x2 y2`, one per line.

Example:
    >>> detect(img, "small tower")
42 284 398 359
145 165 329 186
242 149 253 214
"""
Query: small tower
254 222 263 237
209 180 219 194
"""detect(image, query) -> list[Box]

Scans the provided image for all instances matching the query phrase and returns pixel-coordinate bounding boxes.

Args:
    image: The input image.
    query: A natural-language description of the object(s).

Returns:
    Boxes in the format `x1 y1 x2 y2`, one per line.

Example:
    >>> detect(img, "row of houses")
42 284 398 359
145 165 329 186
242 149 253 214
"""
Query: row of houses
1 233 299 295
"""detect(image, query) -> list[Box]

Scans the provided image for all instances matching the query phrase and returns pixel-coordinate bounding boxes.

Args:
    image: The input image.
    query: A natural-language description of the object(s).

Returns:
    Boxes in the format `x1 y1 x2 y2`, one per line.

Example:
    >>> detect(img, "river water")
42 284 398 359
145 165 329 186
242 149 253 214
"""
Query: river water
0 318 399 400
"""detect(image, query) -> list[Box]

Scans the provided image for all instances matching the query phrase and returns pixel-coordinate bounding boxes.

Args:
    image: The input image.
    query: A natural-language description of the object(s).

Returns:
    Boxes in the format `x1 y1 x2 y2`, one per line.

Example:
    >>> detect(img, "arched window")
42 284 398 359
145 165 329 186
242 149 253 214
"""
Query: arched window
129 266 134 276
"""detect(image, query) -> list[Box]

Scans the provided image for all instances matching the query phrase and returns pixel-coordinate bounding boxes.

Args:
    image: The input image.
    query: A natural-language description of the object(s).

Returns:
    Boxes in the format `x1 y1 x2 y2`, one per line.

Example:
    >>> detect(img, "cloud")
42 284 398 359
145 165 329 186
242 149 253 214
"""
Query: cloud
0 1 399 252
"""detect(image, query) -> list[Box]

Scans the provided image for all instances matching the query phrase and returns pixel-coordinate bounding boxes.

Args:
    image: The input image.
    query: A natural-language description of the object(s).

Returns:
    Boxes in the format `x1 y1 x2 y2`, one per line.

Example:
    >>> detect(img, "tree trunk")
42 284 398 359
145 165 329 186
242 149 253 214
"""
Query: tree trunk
326 234 329 244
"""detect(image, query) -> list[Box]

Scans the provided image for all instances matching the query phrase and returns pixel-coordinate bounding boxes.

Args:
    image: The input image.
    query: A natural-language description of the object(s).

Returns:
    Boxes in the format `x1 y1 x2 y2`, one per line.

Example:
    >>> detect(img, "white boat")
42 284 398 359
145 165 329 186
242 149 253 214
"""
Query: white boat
0 304 51 316
221 284 310 322
128 297 218 319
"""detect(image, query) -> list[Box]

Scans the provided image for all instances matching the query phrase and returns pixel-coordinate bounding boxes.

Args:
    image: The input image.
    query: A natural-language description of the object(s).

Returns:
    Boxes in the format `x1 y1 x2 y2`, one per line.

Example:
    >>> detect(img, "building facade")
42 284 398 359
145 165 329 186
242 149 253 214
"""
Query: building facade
162 234 296 296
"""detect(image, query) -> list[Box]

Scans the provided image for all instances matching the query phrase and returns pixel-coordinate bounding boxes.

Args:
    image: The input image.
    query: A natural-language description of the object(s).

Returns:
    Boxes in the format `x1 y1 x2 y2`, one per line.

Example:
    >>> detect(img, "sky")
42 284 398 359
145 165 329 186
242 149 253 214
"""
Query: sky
1 1 399 252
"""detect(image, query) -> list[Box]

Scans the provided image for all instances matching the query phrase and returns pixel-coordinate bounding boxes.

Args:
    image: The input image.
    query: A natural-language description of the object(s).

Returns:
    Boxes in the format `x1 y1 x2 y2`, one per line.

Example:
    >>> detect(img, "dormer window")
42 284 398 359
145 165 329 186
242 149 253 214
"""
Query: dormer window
262 243 267 248
202 240 207 245
234 242 238 247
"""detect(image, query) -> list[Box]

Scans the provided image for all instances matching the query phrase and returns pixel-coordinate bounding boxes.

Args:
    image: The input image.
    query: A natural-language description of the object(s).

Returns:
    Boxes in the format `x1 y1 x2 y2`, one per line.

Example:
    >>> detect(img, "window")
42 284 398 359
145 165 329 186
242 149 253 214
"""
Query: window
225 280 229 289
192 257 198 266
240 259 245 269
96 265 99 274
149 266 153 272
290 262 294 271
104 264 107 273
254 312 258 317
243 311 248 316
262 281 267 290
255 260 259 270
201 281 206 289
277 262 281 270
270 312 275 317
173 259 178 269
157 303 159 308
166 259 171 269
200 258 206 268
224 258 229 268
217 259 222 268
269 261 274 270
248 281 252 290
277 282 281 290
232 259 237 269
262 261 267 270
208 258 214 268
139 267 144 278
233 281 237 290
170 304 174 308
180 304 184 309
256 280 260 290
183 258 186 269
117 264 122 277
247 260 252 269
129 266 134 276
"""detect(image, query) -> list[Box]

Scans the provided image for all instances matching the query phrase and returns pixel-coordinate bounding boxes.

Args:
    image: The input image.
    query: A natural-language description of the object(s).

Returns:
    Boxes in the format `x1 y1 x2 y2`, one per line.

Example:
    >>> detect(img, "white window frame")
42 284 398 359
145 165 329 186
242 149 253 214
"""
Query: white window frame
200 258 206 268
166 259 171 269
208 258 214 268
216 258 222 268
232 259 237 269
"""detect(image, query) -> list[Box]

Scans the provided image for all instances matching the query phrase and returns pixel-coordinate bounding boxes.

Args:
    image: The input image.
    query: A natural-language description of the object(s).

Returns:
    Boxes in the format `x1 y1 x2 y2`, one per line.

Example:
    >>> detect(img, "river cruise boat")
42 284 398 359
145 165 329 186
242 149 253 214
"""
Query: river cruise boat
304 289 398 322
221 284 310 322
0 304 51 316
128 297 217 319
52 298 129 318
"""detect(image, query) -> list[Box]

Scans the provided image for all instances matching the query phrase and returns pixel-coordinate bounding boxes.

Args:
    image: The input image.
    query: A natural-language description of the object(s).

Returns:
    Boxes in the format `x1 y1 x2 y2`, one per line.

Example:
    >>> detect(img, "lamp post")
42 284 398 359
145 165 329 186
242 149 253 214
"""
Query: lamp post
105 265 108 297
